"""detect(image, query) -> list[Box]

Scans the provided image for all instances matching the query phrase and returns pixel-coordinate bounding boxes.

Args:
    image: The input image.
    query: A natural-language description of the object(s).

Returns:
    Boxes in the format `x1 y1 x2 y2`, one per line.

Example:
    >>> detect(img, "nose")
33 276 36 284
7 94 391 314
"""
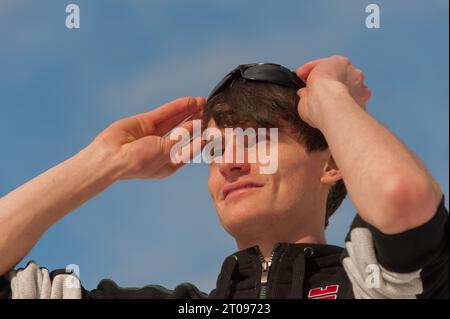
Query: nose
218 135 251 179
219 161 251 180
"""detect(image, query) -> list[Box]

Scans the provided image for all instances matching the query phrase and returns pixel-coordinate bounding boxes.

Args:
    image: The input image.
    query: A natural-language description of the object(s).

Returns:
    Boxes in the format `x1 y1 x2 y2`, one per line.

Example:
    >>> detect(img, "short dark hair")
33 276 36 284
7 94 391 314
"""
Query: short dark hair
202 78 347 227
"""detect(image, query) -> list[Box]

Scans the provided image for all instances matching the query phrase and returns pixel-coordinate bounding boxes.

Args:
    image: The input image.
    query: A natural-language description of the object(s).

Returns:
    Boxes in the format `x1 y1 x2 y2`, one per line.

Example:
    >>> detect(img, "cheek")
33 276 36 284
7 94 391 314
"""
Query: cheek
275 148 316 201
279 162 307 194
283 156 324 201
207 165 220 200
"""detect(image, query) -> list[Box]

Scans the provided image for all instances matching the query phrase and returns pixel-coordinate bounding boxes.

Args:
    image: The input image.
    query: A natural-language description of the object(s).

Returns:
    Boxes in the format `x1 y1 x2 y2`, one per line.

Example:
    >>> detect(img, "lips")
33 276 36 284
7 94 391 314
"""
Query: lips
222 180 263 200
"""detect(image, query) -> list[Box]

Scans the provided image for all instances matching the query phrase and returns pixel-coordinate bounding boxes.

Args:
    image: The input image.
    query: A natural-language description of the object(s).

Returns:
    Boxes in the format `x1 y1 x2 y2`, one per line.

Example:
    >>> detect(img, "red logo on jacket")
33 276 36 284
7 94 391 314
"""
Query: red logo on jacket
308 285 339 299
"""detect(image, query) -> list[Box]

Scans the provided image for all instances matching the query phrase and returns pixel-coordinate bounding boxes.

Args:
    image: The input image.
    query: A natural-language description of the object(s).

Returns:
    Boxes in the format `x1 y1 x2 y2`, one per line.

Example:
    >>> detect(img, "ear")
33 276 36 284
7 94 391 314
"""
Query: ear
320 154 342 186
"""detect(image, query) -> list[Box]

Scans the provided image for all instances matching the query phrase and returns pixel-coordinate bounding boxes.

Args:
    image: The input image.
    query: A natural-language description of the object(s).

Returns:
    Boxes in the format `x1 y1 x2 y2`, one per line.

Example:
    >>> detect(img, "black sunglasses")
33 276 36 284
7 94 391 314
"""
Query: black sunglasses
207 62 306 100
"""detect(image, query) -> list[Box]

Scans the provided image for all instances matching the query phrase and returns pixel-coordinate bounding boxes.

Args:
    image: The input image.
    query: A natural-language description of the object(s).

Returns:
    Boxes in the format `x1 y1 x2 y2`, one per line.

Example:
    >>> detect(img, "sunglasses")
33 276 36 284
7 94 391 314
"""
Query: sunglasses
207 62 306 100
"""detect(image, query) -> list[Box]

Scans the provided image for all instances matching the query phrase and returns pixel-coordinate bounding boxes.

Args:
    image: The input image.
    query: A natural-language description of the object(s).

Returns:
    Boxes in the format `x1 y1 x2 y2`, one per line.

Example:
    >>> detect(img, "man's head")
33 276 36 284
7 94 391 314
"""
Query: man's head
202 63 346 245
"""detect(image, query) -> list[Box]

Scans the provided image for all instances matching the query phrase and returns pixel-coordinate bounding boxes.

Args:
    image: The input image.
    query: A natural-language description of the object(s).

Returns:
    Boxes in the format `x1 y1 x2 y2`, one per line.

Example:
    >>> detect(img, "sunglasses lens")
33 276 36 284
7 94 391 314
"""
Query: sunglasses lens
243 64 291 84
207 71 236 100
208 63 305 100
244 64 305 89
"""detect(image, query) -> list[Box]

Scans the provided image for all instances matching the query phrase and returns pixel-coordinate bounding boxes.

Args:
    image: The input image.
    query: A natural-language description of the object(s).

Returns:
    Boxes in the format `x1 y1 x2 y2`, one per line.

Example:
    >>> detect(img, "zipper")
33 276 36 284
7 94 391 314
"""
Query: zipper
257 243 281 299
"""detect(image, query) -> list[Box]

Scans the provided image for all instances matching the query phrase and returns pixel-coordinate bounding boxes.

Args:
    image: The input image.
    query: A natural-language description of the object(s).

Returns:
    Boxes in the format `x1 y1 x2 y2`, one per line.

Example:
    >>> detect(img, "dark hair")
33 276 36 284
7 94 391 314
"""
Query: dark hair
202 78 347 227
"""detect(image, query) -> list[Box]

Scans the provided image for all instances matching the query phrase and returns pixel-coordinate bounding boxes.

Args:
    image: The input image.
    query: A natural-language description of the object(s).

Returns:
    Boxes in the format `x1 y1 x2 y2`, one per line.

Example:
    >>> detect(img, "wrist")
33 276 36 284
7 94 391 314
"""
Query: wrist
80 140 127 185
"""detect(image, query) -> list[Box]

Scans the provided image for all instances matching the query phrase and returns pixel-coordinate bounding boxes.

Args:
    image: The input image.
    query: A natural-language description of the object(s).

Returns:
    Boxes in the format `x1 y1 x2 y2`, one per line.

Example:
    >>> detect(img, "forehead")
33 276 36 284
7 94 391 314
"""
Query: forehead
201 127 313 163
205 118 298 140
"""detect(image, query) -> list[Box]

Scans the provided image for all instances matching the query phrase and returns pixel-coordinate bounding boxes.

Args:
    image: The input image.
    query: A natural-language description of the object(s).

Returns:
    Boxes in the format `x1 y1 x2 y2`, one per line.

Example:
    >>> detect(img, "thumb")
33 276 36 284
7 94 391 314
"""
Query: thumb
297 88 307 115
296 58 327 82
297 87 307 98
296 89 317 128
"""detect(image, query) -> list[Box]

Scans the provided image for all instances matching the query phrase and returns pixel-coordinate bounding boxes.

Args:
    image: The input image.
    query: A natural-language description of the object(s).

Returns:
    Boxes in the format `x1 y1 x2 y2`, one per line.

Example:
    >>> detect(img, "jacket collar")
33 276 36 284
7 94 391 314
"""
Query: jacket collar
210 242 343 299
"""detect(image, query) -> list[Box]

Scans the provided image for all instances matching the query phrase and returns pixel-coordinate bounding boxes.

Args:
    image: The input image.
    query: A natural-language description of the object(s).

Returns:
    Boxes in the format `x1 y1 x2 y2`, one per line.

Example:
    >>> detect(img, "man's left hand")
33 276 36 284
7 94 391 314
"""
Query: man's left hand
295 55 372 128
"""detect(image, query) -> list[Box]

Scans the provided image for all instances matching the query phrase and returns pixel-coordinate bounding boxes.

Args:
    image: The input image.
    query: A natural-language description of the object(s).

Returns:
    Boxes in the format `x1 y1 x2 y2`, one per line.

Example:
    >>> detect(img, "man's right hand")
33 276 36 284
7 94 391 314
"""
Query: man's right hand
0 96 205 275
92 96 205 180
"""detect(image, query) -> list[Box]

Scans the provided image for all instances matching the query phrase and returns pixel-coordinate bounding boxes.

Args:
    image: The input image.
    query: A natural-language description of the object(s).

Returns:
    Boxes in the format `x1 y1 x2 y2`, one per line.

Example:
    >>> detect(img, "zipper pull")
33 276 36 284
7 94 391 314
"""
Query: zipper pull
261 260 271 284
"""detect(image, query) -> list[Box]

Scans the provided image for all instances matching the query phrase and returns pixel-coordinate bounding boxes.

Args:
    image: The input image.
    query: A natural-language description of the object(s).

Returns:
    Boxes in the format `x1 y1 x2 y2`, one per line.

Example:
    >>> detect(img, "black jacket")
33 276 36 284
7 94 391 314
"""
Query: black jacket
1 196 448 299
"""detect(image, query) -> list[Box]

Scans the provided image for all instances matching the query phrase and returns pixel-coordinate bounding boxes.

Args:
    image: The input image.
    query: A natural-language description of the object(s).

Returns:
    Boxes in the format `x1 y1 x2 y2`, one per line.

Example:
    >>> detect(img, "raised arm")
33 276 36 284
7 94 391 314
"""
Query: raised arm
296 56 443 234
0 96 205 275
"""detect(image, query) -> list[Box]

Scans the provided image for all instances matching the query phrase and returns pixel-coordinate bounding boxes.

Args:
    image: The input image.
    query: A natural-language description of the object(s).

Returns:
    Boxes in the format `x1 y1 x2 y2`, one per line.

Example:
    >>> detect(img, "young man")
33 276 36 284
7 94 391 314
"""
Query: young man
0 56 447 299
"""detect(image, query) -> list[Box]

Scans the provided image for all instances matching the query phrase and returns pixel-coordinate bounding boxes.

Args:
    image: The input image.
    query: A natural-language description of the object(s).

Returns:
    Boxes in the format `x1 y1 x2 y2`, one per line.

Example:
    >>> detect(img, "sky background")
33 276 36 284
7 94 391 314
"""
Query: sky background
0 0 448 293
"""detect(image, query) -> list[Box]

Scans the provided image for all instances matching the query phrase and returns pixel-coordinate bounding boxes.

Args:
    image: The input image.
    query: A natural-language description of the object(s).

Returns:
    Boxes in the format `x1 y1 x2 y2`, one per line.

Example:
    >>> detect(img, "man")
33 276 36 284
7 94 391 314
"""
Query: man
0 56 447 299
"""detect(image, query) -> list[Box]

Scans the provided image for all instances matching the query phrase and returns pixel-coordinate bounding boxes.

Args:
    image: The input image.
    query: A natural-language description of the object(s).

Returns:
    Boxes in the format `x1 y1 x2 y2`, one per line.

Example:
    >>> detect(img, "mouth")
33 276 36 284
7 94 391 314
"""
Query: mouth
222 181 264 200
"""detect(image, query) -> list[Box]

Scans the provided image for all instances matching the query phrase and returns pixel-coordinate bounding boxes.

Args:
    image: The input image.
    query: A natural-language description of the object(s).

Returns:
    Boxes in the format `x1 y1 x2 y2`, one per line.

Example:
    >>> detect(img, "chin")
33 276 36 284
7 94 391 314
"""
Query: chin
221 204 273 237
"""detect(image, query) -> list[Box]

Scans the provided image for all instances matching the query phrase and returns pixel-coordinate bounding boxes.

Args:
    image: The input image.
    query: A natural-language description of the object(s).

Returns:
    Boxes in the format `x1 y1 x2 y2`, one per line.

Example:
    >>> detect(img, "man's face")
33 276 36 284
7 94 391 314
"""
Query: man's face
207 119 331 242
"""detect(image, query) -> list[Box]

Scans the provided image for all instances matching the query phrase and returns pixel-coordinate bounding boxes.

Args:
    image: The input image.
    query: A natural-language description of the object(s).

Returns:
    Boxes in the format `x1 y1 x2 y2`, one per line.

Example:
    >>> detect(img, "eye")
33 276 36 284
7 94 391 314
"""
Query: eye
210 146 224 157
256 133 271 144
209 136 225 158
241 135 253 149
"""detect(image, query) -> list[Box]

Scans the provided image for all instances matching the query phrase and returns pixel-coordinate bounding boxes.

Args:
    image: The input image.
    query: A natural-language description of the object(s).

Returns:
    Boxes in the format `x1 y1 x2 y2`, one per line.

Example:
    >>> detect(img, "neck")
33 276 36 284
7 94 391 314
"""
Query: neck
236 233 326 261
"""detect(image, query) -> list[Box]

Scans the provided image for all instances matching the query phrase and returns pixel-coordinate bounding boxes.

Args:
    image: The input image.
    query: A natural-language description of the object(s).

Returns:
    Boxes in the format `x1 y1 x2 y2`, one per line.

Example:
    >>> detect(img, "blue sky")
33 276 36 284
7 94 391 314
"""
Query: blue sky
0 0 448 293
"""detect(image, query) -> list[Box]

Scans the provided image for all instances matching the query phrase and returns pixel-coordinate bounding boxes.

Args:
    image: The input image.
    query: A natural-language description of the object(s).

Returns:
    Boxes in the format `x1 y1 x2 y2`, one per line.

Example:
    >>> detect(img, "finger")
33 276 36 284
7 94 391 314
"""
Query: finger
296 58 328 81
365 87 372 99
138 96 206 136
152 96 205 123
163 110 203 153
158 105 204 138
355 68 365 83
156 134 205 179
157 96 206 131
169 134 205 166
362 87 372 109
152 141 203 179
